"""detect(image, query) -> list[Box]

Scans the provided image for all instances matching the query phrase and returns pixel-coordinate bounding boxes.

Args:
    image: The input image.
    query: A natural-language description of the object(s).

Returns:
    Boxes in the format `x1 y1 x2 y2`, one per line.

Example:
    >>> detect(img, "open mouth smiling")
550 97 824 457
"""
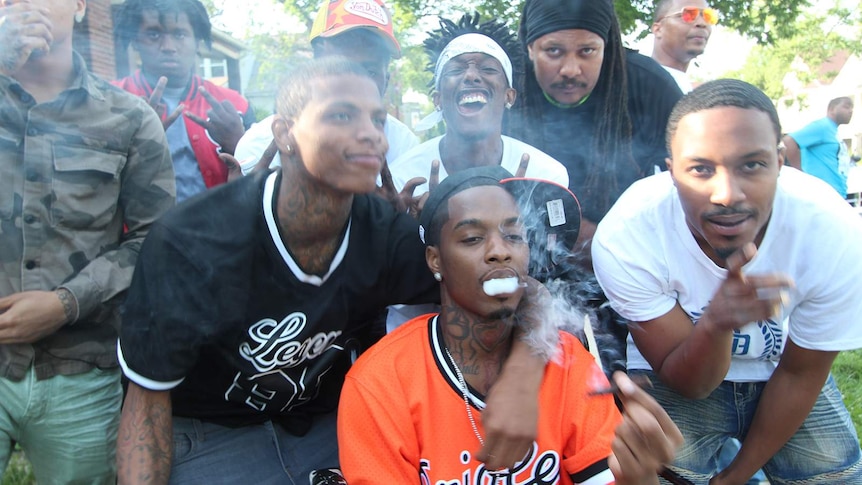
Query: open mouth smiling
456 90 489 115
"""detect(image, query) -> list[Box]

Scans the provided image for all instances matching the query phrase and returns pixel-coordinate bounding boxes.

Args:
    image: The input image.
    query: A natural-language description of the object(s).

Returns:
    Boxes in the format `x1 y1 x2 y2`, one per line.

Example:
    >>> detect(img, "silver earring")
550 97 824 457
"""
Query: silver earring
433 272 442 282
75 12 85 23
285 145 292 153
505 102 513 109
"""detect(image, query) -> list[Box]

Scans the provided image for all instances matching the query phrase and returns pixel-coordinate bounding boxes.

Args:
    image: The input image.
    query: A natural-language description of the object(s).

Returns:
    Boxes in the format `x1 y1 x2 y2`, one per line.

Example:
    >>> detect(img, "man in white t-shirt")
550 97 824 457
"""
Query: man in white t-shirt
233 0 418 176
389 14 568 199
385 15 569 331
650 0 717 93
593 79 862 484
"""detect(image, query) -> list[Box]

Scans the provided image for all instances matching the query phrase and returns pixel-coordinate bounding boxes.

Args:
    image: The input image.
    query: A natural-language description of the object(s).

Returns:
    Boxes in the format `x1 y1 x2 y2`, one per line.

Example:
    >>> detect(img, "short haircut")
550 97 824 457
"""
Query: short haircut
828 96 853 110
653 0 676 23
310 29 392 64
422 12 521 90
115 0 213 50
666 79 782 152
275 57 371 120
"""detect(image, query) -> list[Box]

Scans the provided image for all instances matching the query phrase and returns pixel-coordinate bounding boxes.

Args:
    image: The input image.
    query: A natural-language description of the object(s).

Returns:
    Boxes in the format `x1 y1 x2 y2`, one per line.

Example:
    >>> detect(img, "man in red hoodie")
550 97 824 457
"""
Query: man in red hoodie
113 0 256 202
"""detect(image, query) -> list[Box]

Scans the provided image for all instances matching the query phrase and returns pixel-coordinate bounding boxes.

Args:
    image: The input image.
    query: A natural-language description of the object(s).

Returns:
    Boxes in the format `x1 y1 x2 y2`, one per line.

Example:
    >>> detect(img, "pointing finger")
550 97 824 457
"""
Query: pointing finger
428 159 441 191
515 152 530 178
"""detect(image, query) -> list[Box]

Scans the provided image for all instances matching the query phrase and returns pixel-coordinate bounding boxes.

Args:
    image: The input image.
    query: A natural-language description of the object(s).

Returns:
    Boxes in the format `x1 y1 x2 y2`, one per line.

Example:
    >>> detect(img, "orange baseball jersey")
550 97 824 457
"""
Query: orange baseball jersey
338 314 621 484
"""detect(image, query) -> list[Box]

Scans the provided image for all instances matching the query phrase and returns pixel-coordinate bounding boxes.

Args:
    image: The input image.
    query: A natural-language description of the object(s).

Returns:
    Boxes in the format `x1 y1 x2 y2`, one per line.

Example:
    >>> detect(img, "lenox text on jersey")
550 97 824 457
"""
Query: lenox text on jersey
240 312 343 373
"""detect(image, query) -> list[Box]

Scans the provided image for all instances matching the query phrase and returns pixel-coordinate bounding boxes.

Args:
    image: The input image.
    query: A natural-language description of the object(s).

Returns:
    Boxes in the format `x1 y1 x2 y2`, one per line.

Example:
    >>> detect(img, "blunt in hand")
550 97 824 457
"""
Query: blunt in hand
588 374 653 396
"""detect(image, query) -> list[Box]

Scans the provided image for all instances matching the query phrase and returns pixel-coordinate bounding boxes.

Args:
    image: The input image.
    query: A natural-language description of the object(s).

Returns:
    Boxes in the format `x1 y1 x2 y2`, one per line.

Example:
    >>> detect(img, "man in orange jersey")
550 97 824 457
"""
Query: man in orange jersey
338 166 682 484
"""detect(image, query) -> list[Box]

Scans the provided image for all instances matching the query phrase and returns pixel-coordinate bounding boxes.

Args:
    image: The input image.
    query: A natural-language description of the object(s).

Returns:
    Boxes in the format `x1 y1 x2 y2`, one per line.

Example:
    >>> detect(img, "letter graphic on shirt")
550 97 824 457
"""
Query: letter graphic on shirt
419 443 562 484
239 312 342 372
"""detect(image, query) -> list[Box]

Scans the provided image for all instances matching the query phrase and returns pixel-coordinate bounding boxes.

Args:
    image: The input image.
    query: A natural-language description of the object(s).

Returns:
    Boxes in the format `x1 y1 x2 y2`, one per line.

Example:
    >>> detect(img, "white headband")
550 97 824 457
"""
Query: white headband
415 33 514 131
433 33 513 91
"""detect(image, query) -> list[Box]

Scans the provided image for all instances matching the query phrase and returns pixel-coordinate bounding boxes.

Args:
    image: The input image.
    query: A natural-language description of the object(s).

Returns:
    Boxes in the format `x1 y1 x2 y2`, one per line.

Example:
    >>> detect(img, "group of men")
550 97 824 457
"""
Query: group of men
2 0 861 484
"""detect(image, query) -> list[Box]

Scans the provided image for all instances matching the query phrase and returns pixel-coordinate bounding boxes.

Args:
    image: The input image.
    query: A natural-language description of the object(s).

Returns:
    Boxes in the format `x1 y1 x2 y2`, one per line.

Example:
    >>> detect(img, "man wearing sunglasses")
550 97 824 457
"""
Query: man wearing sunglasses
651 0 717 93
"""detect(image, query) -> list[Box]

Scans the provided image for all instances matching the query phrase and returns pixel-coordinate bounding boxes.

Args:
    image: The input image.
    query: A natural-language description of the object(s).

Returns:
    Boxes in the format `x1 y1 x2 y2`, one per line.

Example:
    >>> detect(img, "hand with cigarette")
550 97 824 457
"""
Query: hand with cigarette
0 1 53 76
704 242 794 332
608 372 684 485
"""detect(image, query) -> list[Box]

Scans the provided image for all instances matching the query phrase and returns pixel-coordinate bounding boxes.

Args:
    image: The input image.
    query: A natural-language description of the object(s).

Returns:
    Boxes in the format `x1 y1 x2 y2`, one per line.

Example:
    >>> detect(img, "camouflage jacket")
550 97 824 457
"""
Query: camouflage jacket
0 53 176 380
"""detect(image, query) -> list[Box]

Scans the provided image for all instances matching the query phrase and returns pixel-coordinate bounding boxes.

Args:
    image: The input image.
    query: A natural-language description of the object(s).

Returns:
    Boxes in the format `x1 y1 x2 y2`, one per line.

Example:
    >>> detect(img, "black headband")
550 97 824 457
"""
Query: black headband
419 165 514 244
523 0 614 45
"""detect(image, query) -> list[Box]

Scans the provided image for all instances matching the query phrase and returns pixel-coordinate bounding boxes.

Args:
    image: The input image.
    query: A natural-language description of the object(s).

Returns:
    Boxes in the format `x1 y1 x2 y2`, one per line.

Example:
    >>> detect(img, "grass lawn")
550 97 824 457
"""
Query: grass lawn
3 350 862 484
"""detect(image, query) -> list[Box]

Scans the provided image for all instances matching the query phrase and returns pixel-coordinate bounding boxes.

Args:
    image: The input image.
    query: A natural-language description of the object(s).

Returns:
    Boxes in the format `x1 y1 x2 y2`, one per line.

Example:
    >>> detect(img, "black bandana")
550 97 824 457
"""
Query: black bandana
523 0 614 45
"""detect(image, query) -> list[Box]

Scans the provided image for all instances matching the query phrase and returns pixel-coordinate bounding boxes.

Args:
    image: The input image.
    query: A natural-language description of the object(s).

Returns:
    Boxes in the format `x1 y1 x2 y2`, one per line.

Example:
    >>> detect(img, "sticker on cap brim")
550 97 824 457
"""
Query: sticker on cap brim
344 0 389 26
546 199 565 227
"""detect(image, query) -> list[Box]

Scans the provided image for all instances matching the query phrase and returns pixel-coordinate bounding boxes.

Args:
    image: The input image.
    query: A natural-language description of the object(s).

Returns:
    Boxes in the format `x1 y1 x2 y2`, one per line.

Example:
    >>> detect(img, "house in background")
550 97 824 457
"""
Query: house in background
72 0 247 93
777 51 862 157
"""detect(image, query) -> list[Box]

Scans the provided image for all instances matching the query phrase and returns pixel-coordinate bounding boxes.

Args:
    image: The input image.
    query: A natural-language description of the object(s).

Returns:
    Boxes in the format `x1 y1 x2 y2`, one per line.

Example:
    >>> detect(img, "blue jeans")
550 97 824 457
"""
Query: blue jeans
0 366 122 484
631 371 862 484
169 411 338 485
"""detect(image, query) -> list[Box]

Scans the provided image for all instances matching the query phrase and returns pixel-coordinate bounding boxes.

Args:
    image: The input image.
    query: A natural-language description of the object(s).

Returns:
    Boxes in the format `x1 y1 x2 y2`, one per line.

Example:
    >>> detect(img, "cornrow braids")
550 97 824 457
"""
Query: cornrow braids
510 0 635 219
422 12 521 91
115 0 213 51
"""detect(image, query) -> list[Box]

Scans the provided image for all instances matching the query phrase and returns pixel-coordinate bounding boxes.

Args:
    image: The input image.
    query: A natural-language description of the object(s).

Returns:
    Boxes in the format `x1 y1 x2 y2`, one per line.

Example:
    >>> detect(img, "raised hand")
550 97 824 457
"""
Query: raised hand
706 243 794 331
0 2 53 76
185 86 245 155
146 76 184 130
609 372 683 485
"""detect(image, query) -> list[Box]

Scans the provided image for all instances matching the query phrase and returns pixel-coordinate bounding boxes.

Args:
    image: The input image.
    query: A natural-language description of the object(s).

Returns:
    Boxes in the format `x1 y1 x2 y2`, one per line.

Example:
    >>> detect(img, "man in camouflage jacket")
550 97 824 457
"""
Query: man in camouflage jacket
0 1 175 482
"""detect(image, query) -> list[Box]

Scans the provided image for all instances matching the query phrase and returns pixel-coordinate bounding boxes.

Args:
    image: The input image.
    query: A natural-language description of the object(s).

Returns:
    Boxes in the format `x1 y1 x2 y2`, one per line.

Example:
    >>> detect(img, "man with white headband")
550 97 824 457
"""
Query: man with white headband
385 13 568 332
389 14 568 200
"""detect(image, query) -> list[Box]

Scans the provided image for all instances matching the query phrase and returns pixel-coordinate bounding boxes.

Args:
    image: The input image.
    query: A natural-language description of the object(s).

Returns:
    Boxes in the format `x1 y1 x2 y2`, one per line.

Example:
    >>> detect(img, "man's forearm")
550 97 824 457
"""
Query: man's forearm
117 382 173 485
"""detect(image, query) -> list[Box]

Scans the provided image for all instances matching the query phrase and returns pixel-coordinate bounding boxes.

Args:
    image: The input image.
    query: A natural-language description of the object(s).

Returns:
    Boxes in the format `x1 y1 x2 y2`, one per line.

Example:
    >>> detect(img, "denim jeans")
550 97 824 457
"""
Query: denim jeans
0 366 122 484
630 371 862 484
169 411 338 485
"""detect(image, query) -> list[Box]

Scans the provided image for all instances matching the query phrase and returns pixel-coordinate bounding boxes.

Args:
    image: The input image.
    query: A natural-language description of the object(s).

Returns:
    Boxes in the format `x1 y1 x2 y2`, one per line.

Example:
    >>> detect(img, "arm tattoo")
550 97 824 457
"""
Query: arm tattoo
117 386 173 485
55 288 78 324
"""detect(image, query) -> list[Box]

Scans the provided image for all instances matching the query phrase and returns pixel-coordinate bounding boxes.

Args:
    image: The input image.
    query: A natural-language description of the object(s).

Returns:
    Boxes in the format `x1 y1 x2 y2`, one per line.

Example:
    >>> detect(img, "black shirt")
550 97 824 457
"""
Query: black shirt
120 170 438 433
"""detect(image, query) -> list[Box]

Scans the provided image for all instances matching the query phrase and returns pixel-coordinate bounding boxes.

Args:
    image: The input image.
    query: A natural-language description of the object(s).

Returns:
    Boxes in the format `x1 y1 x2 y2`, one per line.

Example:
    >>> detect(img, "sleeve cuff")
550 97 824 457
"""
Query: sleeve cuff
117 340 184 391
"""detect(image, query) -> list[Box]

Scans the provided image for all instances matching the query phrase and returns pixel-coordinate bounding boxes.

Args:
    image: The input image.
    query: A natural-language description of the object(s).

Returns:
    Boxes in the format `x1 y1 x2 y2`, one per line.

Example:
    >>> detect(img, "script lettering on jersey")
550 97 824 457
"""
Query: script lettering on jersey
420 443 562 485
239 312 342 372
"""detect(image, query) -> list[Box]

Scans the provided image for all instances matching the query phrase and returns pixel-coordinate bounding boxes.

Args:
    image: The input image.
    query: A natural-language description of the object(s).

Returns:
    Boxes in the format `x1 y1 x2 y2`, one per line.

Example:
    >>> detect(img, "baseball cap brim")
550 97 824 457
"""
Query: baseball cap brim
501 177 582 282
314 24 401 59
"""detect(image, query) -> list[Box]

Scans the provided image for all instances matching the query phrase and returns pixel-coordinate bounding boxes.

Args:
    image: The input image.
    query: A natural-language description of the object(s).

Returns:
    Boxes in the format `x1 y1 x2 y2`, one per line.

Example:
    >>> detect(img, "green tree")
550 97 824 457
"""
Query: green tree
726 4 861 102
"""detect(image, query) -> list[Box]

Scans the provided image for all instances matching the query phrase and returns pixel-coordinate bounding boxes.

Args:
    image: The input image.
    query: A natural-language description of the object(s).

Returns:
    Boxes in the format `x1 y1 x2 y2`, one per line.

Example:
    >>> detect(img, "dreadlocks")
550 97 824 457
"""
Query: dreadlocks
114 0 213 51
422 12 521 91
508 0 636 221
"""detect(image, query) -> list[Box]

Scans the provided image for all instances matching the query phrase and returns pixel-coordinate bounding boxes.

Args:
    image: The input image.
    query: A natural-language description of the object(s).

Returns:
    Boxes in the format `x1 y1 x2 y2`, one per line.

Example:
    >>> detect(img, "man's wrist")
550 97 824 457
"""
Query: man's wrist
55 287 79 325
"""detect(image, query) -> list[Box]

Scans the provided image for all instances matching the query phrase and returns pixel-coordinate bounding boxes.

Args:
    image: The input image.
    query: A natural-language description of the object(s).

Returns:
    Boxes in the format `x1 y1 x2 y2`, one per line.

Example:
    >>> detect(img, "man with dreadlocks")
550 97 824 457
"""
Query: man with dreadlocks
113 0 255 202
510 0 682 256
385 13 568 332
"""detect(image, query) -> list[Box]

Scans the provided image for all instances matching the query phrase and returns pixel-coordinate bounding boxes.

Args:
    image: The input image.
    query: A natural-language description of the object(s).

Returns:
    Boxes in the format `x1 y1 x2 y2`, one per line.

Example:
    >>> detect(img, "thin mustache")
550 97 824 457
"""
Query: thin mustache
551 80 588 90
702 207 755 219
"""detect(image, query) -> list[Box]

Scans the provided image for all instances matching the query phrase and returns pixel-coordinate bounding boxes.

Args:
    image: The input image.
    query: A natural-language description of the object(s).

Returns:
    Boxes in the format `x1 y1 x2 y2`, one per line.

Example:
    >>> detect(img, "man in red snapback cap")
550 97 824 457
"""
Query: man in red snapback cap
234 0 419 176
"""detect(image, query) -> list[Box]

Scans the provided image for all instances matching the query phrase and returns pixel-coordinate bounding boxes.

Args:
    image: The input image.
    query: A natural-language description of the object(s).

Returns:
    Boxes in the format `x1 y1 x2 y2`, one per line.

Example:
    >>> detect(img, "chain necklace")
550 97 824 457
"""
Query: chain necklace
444 346 511 482
443 346 485 447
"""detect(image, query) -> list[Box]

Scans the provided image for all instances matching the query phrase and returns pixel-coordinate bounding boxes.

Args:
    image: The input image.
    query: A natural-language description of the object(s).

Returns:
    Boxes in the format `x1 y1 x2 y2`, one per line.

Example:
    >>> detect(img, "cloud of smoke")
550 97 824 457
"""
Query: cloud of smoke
508 179 627 376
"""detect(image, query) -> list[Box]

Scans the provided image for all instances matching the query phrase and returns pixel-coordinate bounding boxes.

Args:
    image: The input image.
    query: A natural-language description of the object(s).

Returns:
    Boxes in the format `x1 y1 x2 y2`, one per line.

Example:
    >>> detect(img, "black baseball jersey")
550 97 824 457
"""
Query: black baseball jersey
119 170 438 433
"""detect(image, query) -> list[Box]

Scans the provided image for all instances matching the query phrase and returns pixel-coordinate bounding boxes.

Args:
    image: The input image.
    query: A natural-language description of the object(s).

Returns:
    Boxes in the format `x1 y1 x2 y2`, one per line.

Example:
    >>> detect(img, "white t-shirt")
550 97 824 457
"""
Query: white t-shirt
389 135 570 195
234 114 419 176
592 168 862 382
661 65 694 94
